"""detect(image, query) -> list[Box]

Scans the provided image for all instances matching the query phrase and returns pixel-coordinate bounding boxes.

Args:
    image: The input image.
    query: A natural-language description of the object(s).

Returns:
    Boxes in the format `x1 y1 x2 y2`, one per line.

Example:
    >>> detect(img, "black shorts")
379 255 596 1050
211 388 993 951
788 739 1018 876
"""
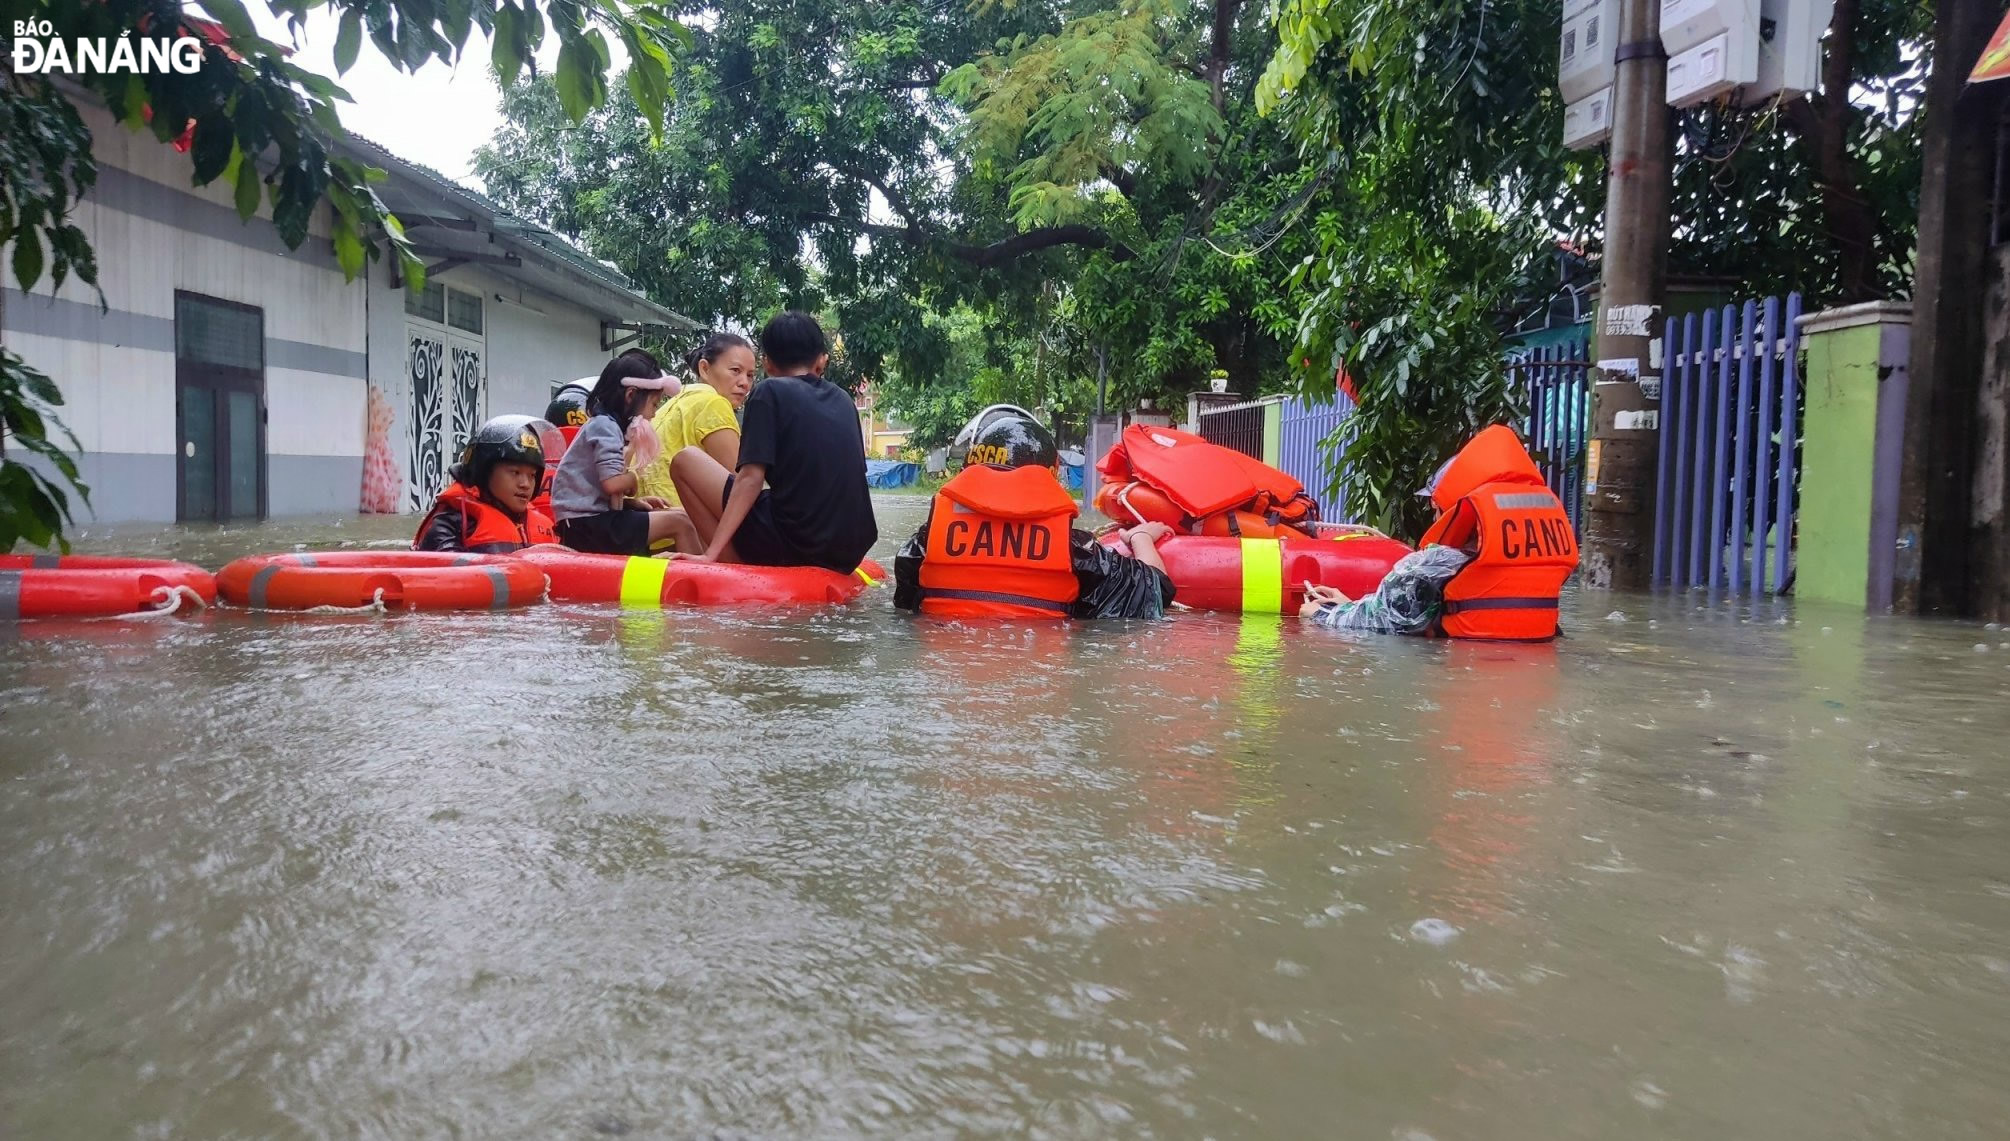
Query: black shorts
722 474 801 567
556 509 652 556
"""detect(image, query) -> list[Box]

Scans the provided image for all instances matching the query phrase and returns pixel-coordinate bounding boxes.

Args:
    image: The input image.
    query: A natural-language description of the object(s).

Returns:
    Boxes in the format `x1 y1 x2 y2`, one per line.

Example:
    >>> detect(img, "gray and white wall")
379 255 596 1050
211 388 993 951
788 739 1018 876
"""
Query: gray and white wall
3 102 365 522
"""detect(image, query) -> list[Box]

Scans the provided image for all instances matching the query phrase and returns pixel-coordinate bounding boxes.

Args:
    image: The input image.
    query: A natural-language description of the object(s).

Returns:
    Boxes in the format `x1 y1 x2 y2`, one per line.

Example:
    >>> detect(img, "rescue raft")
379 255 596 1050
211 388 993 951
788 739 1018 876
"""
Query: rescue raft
513 545 885 608
0 555 216 619
1105 523 1412 614
216 551 547 611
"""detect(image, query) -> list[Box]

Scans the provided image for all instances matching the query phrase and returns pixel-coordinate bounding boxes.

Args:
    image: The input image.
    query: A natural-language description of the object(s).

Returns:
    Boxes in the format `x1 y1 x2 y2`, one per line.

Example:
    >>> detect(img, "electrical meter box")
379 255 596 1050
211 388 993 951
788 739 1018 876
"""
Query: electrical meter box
1563 86 1615 149
1667 33 1757 105
1662 0 1760 106
1748 0 1836 101
1559 0 1620 104
1661 0 1760 55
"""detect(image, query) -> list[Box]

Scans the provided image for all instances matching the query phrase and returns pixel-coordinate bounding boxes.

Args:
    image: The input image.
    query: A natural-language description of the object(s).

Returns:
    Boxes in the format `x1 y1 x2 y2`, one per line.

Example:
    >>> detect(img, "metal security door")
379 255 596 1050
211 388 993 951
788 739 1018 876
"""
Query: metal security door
403 288 486 512
405 323 448 511
175 293 266 522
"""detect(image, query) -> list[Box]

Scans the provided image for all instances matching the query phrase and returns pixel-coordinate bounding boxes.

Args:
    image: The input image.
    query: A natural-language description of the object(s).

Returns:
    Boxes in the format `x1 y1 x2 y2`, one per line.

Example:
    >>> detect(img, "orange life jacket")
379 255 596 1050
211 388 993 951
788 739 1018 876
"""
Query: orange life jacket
1419 426 1578 640
415 481 558 553
1096 424 1318 536
920 464 1080 618
531 425 581 518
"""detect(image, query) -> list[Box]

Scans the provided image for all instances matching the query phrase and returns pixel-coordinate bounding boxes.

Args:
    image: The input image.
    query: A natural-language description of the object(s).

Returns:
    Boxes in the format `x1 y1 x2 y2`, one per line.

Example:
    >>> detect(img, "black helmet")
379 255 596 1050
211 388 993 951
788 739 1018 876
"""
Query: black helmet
544 381 593 428
955 405 1057 470
456 415 562 488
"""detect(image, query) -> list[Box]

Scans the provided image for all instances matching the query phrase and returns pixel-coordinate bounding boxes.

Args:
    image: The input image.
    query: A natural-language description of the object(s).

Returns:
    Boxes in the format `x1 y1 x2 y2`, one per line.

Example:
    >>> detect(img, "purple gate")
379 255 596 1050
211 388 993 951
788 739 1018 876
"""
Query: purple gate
1653 294 1803 594
1276 393 1357 523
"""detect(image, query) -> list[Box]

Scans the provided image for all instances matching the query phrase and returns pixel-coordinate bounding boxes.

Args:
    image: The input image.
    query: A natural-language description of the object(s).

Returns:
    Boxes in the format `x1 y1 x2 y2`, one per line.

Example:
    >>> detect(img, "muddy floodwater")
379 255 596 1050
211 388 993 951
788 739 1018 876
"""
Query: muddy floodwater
4 497 2010 1139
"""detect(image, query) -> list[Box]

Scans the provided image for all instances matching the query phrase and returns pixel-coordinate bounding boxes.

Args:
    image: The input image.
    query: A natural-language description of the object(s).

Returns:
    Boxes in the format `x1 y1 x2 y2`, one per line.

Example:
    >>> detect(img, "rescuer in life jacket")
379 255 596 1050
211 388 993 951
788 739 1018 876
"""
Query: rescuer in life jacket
1299 424 1578 639
531 381 593 517
893 407 1179 619
413 415 562 554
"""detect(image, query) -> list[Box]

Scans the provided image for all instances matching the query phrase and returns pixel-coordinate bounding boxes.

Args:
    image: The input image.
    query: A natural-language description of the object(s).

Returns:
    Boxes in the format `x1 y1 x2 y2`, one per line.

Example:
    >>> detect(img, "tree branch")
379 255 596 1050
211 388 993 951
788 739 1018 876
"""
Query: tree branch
1778 0 1878 301
1210 0 1244 114
802 213 1136 266
1099 160 1139 199
888 72 946 90
830 164 926 231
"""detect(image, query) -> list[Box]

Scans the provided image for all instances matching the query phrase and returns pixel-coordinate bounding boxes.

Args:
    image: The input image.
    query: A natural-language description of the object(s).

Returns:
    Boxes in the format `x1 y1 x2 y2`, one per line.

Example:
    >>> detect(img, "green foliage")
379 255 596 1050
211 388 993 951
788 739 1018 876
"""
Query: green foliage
944 0 1223 229
473 0 1926 539
2 71 99 551
1256 0 1567 536
2 0 684 549
477 75 805 330
1657 0 1930 302
475 0 1321 425
871 303 1093 451
0 350 88 553
1259 0 1926 536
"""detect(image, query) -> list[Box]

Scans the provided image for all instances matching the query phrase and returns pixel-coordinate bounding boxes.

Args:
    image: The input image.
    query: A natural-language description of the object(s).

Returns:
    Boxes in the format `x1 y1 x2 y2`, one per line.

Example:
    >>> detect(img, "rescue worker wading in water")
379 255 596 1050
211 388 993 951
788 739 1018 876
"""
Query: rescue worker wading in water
1300 424 1578 639
413 415 562 554
894 407 1178 619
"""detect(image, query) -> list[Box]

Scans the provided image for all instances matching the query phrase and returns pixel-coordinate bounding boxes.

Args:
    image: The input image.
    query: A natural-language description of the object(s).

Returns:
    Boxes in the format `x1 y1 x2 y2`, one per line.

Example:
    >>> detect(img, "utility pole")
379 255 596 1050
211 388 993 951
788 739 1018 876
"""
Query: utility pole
1581 0 1672 591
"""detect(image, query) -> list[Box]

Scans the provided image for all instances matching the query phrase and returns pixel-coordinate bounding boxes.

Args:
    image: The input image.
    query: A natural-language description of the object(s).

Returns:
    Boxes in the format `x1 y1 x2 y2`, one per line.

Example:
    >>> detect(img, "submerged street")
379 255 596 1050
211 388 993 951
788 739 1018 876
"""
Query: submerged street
4 503 2007 1138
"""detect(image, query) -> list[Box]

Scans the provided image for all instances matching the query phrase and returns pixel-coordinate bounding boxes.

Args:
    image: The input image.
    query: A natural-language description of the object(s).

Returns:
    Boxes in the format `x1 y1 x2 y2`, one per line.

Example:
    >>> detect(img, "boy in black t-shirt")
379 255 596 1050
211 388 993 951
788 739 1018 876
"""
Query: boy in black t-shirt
669 312 878 572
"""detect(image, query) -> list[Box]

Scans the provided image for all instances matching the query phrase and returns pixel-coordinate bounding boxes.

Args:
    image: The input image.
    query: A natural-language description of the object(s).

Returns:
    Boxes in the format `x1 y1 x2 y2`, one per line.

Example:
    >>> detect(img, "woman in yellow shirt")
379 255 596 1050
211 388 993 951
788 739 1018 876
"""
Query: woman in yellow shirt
635 333 757 505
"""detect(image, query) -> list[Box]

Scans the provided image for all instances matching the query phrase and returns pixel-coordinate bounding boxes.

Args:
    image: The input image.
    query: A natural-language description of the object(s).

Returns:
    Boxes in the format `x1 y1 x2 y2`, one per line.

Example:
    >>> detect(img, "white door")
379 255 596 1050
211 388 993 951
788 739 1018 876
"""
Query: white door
402 290 487 511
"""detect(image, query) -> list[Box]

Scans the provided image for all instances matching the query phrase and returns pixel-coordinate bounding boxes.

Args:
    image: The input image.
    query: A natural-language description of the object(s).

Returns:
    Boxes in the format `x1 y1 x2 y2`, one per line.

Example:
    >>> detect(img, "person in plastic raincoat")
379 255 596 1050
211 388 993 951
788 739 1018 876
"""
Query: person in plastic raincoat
1301 424 1576 638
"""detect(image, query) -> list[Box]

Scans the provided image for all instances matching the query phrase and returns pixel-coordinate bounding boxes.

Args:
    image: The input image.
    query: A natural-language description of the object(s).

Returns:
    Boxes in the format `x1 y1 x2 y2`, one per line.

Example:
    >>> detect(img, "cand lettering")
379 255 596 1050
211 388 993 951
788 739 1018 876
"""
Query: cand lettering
943 519 1054 561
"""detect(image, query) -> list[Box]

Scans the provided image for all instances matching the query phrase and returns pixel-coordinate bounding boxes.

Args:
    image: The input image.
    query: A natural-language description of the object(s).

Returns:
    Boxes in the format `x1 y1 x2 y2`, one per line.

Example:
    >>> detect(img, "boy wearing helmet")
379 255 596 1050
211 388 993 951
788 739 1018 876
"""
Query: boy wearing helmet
414 415 563 554
893 406 1178 620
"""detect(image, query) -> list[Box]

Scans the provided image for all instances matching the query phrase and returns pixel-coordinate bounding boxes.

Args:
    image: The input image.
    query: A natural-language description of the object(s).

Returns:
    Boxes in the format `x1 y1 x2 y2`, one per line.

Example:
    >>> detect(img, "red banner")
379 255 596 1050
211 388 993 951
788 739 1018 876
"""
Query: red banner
1971 9 2010 83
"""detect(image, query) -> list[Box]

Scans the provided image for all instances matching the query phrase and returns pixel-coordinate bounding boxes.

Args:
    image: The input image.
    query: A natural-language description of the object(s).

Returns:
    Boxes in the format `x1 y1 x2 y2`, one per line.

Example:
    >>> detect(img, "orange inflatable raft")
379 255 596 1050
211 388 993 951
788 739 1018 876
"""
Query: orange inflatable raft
216 551 547 611
0 554 216 619
514 545 885 608
1104 523 1412 614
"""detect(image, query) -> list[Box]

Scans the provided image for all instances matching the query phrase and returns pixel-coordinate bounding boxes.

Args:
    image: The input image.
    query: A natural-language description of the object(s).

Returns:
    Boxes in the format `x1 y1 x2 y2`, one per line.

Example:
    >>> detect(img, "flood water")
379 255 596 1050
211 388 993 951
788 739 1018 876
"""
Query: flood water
5 497 2010 1139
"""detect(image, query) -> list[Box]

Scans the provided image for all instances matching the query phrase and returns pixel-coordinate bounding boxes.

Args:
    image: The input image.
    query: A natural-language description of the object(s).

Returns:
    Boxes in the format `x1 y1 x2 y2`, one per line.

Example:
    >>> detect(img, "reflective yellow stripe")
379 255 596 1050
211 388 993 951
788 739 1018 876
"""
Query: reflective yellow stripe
854 567 878 586
1240 537 1283 614
619 556 669 609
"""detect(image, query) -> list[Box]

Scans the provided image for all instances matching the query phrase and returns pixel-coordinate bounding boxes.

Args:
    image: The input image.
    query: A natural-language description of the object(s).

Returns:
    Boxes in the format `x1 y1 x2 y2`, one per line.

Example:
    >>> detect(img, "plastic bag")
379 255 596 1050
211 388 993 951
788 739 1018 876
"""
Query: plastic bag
1309 545 1471 635
1070 532 1177 620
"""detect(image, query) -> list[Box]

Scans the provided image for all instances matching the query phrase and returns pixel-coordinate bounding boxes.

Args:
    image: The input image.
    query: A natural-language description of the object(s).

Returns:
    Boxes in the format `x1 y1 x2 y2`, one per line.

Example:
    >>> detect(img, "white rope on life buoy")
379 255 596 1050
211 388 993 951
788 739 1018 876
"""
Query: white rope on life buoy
299 587 390 615
111 584 210 620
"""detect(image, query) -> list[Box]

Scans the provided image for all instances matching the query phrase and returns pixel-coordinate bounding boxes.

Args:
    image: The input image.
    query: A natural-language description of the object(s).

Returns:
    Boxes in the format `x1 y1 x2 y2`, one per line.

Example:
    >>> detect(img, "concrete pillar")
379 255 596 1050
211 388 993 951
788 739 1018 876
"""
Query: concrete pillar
1085 413 1121 513
1795 301 1912 610
1261 399 1283 468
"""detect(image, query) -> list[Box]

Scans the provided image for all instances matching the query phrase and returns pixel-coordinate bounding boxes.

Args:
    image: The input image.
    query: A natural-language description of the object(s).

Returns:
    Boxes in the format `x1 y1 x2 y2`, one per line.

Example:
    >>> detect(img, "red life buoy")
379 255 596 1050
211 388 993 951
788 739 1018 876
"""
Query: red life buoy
1093 480 1187 529
216 551 546 611
515 545 885 608
0 554 216 619
1100 524 1411 613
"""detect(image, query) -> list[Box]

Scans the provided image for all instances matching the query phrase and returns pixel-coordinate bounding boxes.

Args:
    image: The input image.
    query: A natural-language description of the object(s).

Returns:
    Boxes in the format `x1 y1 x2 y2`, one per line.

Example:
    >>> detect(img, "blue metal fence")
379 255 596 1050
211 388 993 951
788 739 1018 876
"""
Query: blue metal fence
1653 294 1802 594
1512 338 1593 534
1276 392 1357 522
1269 346 1592 530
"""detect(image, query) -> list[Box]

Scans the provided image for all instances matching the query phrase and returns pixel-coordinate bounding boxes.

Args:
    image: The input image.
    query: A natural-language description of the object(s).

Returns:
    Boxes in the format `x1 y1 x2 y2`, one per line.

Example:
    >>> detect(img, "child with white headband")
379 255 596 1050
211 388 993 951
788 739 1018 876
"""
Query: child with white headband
548 349 701 556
